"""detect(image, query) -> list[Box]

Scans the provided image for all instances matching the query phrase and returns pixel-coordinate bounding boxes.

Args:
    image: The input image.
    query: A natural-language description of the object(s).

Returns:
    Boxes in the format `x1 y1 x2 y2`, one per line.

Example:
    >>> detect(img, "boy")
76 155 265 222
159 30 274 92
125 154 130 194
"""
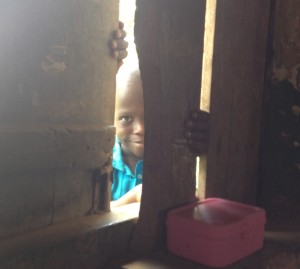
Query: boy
109 67 209 208
110 24 208 206
111 68 144 207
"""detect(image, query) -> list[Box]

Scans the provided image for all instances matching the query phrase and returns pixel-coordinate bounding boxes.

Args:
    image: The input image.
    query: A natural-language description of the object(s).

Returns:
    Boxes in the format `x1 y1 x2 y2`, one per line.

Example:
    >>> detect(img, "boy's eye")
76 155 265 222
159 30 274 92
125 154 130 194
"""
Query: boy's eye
119 116 132 123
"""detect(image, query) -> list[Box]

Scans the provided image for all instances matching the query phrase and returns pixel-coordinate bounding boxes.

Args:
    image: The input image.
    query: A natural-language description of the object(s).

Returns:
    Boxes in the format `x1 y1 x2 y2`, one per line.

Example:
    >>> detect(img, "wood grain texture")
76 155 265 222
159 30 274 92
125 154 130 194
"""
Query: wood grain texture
205 0 271 203
132 0 271 251
132 0 206 251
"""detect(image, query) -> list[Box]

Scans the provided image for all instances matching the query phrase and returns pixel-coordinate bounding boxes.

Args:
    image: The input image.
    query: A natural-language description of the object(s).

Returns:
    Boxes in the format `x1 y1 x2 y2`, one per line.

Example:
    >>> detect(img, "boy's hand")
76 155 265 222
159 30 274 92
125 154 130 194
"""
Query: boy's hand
110 21 128 69
110 184 142 208
184 109 209 155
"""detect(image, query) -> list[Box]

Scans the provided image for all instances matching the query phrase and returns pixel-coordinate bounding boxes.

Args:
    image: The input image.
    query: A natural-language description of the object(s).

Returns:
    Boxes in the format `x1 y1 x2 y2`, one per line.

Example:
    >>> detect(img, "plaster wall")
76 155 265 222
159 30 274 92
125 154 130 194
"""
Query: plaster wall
0 0 117 238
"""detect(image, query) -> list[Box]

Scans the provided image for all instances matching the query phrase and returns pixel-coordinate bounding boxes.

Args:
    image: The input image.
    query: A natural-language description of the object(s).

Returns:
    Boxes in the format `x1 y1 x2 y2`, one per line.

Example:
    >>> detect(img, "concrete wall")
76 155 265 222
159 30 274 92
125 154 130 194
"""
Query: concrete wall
0 0 118 238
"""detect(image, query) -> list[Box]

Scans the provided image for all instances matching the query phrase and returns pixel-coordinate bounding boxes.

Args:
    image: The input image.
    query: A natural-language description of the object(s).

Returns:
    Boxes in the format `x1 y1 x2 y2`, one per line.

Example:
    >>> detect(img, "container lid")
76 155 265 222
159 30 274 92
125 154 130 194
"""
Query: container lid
167 198 266 240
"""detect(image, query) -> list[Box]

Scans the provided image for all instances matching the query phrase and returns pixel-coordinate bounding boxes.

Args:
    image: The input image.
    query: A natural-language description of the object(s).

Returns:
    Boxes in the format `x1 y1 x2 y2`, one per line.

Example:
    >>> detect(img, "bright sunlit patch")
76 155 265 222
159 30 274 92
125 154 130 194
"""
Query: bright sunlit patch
119 0 138 69
197 0 217 200
200 0 217 113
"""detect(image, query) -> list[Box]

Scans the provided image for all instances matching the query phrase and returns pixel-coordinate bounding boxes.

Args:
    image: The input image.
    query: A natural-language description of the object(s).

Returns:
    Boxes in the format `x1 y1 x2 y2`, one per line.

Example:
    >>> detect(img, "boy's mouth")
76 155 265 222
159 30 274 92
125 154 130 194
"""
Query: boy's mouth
130 138 144 145
132 140 144 145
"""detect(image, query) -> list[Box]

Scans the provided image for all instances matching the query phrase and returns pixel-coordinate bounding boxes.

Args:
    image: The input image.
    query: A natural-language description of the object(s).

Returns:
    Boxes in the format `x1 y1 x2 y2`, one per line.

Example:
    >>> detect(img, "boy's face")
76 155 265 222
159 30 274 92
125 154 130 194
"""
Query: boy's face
115 73 144 160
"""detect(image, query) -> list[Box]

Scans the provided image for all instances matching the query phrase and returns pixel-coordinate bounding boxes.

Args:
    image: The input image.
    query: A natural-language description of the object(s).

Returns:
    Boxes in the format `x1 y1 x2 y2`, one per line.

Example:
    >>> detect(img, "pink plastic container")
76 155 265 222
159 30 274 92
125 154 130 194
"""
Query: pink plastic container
166 198 266 267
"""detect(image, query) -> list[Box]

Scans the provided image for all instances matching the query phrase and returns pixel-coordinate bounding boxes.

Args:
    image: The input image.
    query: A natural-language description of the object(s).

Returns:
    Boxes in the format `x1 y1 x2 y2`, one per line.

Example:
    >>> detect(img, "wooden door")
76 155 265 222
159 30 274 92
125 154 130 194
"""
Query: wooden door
133 0 206 250
132 0 271 251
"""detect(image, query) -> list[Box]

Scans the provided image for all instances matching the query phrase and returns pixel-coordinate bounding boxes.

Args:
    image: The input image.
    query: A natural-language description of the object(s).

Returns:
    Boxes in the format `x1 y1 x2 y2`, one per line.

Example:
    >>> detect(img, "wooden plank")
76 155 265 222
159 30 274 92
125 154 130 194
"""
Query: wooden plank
259 0 300 224
205 0 271 203
133 0 206 250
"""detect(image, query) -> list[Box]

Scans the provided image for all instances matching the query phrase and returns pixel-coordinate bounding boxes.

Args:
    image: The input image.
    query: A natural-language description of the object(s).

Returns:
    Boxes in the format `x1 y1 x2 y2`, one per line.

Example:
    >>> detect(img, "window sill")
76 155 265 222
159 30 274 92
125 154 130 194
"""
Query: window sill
0 202 140 258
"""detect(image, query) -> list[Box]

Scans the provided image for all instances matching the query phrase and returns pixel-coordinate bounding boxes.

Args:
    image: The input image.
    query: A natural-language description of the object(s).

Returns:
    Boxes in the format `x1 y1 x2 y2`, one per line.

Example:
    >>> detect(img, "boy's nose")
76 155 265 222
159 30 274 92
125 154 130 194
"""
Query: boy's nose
133 119 145 135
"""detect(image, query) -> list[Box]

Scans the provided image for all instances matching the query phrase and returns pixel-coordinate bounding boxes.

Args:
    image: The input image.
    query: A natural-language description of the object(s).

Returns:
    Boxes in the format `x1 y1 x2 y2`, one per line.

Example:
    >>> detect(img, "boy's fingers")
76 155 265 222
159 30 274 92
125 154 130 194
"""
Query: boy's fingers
111 50 119 59
117 50 128 61
109 22 128 64
184 119 208 131
111 50 128 61
189 109 210 120
118 21 124 30
183 109 209 155
117 60 124 69
110 40 117 49
110 39 128 50
187 141 208 155
113 29 127 39
184 130 207 142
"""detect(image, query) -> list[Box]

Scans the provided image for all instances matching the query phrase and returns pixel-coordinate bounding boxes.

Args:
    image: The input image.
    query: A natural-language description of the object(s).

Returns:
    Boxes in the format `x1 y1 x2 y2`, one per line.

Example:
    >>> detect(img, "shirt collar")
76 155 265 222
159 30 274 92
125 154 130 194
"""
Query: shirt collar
112 138 127 171
112 138 143 178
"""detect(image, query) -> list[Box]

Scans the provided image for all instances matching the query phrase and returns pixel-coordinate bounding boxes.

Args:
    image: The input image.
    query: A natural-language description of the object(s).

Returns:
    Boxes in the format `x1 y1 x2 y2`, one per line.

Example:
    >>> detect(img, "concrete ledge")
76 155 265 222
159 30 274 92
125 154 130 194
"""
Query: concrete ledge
0 203 140 269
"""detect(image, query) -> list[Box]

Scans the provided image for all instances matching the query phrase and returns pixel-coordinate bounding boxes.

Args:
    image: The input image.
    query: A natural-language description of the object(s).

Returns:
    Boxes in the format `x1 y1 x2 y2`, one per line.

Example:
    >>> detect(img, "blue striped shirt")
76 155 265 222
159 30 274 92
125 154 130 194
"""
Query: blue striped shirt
111 139 143 201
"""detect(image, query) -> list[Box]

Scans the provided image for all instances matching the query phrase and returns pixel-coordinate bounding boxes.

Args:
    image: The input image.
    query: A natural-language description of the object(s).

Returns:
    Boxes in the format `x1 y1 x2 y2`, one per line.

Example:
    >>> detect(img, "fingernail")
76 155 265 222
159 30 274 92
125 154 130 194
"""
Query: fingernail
116 32 122 38
111 41 117 48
